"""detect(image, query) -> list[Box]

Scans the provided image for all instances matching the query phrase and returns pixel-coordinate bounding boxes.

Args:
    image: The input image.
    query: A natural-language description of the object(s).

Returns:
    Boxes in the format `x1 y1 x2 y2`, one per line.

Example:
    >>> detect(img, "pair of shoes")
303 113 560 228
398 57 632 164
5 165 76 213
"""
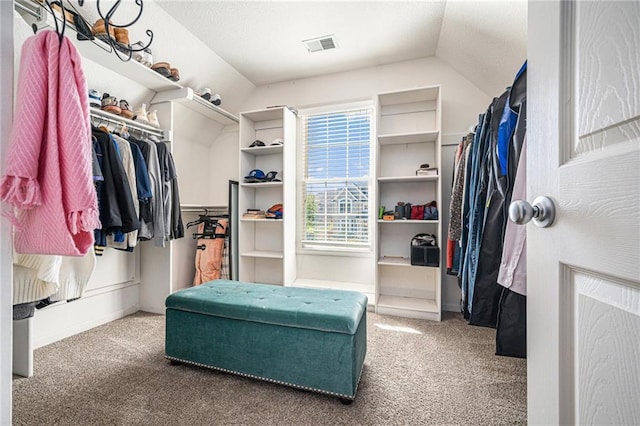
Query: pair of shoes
92 19 115 42
89 89 101 108
132 42 153 67
134 104 160 128
152 62 180 82
101 93 135 120
197 87 222 106
101 93 120 115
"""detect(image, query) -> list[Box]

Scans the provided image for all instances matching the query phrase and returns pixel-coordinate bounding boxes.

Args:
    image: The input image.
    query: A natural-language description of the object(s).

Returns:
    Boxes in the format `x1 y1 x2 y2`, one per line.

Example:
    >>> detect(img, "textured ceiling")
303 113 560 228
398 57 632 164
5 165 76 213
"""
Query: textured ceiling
155 0 527 96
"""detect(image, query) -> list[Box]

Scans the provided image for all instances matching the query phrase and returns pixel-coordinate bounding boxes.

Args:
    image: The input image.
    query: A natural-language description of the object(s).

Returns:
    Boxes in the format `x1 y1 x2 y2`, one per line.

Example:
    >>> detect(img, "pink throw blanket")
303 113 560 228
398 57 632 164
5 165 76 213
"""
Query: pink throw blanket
1 30 100 256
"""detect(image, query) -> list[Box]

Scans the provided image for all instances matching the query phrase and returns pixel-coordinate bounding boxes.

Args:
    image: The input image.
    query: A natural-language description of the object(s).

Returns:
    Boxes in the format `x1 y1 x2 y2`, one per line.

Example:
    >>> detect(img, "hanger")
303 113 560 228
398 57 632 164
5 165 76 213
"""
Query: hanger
119 122 130 138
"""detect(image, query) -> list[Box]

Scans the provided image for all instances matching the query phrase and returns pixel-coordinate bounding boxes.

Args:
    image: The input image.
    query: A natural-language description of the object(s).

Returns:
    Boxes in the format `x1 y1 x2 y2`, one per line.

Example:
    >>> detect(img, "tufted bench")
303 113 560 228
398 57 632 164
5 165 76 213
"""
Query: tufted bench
165 279 367 402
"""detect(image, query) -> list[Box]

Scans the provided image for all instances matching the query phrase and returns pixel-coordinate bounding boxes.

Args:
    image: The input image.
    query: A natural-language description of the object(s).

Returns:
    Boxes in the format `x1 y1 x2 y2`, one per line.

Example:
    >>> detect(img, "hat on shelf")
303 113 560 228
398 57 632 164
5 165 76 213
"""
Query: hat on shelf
266 203 283 219
270 138 284 146
265 171 282 182
249 140 265 148
244 169 266 183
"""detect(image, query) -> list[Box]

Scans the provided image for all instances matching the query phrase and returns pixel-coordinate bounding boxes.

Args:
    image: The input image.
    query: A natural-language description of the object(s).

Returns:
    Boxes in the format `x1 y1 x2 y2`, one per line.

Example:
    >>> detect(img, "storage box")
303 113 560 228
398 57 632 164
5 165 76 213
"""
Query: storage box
410 245 440 267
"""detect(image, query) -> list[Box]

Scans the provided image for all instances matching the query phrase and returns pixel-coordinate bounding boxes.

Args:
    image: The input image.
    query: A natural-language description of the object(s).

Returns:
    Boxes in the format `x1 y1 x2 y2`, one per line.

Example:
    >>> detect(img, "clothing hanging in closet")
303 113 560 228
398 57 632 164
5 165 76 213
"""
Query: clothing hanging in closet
192 218 229 285
0 30 100 256
447 61 527 358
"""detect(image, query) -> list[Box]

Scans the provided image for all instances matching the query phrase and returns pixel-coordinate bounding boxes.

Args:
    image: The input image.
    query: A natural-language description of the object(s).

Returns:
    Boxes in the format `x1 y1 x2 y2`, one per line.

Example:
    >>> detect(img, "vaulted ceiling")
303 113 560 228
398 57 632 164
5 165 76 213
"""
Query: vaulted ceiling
156 0 527 97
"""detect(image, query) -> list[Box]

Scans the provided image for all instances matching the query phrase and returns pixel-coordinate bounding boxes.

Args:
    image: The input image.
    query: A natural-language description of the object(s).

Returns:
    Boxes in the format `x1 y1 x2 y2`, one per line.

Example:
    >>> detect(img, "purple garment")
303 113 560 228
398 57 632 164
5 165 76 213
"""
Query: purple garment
497 137 527 296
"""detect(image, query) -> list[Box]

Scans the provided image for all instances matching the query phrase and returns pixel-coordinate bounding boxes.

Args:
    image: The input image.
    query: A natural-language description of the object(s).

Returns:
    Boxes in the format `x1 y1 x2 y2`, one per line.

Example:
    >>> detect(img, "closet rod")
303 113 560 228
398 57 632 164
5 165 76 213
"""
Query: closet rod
180 205 228 214
90 107 167 139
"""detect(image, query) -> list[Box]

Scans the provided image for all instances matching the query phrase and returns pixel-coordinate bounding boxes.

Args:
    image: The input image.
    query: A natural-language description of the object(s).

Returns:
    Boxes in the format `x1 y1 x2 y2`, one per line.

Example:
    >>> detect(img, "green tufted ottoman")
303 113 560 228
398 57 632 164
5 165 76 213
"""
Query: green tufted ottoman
165 280 367 402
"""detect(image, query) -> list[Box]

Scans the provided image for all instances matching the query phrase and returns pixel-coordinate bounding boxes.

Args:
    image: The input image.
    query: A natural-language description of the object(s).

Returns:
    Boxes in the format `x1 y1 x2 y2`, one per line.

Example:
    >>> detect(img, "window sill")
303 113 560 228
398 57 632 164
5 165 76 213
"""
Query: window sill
297 246 373 258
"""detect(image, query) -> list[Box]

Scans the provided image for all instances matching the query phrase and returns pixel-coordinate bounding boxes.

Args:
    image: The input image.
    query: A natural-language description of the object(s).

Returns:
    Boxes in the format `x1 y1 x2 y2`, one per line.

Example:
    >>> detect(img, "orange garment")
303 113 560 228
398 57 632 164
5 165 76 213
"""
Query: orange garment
193 219 228 286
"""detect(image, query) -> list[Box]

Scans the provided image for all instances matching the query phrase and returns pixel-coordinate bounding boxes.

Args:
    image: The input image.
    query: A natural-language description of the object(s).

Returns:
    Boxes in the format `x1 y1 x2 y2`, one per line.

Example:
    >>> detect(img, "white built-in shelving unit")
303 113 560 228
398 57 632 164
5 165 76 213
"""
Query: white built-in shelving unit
374 85 442 321
238 107 297 286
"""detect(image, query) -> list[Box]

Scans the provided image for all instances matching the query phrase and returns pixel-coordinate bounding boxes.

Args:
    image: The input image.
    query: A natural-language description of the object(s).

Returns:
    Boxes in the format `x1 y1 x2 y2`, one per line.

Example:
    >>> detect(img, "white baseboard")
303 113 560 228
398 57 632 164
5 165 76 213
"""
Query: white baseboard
442 303 462 313
31 283 140 349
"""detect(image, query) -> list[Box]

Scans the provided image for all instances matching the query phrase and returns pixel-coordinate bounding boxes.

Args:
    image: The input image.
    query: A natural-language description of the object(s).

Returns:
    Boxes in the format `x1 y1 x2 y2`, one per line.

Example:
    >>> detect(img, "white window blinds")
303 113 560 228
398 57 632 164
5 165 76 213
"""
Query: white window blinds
301 106 373 250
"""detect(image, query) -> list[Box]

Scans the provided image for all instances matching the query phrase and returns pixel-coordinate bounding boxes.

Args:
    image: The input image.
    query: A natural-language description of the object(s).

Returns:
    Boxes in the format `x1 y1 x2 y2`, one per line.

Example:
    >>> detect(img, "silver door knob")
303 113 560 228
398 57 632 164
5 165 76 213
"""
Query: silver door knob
509 196 556 228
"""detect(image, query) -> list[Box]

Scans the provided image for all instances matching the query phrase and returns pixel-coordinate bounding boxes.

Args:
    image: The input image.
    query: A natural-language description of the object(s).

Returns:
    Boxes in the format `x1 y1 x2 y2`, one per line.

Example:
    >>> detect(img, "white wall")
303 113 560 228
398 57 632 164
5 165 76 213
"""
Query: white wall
240 56 492 312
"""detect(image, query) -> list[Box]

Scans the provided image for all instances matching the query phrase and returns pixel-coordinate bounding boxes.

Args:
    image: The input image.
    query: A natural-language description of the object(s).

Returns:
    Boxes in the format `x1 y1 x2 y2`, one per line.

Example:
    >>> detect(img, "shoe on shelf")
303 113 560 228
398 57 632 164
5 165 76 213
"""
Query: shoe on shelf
88 89 101 108
131 42 153 67
101 93 121 115
134 103 149 125
210 93 222 106
197 87 212 100
119 100 135 120
147 110 160 128
151 62 172 78
169 68 180 82
92 19 115 42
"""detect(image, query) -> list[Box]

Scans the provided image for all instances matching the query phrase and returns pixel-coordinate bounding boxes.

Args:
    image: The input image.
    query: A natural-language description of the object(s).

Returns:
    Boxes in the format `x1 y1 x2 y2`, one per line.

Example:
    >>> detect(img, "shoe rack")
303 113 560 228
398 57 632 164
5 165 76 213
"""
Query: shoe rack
238 107 297 286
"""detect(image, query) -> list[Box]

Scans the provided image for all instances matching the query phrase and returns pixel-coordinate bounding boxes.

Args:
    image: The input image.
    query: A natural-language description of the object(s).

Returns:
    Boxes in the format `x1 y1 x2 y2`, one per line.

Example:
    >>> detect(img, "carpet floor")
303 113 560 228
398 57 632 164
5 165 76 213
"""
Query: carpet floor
12 311 526 425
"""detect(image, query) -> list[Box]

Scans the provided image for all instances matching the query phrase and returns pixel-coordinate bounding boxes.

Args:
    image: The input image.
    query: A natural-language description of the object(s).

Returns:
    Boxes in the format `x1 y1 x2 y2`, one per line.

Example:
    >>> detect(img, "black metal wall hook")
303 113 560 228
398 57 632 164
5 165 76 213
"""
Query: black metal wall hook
96 0 154 61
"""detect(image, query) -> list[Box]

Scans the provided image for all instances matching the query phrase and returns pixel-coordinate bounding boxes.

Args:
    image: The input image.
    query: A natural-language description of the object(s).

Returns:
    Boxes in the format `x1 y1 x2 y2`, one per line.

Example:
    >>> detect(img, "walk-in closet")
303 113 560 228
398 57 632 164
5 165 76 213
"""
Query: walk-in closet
2 1 639 425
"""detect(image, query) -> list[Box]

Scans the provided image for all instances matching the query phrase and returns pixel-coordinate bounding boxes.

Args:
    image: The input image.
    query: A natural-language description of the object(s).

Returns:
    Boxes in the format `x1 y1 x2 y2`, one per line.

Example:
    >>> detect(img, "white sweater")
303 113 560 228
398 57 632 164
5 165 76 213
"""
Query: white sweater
13 250 96 305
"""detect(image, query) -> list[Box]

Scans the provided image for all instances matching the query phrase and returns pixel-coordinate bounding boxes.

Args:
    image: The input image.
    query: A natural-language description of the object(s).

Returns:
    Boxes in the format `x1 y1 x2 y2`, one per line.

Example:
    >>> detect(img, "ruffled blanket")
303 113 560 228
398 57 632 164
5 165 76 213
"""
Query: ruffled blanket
1 30 100 256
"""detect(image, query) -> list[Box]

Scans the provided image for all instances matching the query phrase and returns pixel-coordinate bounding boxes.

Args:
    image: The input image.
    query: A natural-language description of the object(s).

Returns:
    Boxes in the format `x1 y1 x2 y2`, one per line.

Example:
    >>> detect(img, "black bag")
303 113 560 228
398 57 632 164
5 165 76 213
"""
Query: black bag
410 233 439 267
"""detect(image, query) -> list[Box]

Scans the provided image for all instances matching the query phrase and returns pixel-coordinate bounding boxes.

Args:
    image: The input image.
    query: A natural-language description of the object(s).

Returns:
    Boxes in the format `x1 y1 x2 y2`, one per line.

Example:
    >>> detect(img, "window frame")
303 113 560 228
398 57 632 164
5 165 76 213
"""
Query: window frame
297 100 376 255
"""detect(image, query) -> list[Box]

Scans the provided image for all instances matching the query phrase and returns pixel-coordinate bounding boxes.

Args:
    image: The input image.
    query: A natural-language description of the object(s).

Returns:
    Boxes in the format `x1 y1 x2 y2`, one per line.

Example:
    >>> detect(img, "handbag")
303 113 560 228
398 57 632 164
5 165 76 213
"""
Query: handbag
411 204 424 220
423 201 438 220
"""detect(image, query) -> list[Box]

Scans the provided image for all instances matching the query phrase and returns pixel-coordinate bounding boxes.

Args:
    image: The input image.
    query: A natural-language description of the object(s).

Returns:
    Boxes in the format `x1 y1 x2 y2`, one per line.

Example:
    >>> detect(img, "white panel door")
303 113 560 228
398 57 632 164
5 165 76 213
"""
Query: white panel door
528 1 640 424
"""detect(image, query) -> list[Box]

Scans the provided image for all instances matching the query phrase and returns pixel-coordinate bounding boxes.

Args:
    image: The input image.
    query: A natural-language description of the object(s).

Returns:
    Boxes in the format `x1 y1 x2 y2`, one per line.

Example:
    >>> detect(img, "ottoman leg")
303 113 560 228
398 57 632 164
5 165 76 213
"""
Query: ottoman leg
169 359 183 366
339 397 354 405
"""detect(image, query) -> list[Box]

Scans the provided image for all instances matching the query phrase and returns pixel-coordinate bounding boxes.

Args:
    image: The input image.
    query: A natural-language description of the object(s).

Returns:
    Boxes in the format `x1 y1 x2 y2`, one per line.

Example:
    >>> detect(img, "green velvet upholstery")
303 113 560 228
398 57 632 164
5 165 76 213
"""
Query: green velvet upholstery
165 280 367 400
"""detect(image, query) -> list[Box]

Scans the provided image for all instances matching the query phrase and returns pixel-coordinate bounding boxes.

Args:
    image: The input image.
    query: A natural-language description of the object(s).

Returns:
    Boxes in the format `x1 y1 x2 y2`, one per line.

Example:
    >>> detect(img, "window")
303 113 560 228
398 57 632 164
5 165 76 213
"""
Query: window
301 104 373 250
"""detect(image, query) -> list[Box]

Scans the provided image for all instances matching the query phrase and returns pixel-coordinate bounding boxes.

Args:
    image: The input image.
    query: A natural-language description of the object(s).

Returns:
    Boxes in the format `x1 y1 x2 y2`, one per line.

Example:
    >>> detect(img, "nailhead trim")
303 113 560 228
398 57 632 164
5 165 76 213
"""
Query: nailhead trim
166 355 358 401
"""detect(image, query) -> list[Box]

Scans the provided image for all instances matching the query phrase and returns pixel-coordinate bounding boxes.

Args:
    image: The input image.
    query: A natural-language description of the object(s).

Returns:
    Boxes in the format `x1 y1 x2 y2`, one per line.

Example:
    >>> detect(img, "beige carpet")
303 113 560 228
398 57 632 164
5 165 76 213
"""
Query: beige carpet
12 311 526 425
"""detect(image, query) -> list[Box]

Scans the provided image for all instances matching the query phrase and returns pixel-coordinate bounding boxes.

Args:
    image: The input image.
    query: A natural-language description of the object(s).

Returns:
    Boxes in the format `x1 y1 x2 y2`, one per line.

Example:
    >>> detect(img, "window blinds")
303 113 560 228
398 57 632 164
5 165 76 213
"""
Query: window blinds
301 107 372 249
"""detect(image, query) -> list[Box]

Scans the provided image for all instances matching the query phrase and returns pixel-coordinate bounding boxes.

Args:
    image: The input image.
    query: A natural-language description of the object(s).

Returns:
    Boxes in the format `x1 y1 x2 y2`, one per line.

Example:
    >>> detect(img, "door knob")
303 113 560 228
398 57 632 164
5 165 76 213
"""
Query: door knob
509 196 556 228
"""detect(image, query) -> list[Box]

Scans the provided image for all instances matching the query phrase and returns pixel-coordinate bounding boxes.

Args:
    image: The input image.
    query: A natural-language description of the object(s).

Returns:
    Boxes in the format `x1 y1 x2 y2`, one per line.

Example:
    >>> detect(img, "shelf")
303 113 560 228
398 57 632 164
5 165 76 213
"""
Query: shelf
240 145 284 156
241 107 286 122
377 257 411 266
377 220 439 224
378 86 440 106
240 218 283 222
377 295 438 313
17 1 183 92
378 131 439 145
240 182 284 188
240 251 284 259
378 175 438 183
151 88 238 125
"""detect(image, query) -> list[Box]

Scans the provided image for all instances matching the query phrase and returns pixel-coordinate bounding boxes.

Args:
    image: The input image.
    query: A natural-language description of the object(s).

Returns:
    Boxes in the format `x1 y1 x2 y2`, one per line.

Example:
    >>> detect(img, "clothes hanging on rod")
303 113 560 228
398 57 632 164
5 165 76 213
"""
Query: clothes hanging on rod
187 212 229 285
447 61 527 358
1 29 99 256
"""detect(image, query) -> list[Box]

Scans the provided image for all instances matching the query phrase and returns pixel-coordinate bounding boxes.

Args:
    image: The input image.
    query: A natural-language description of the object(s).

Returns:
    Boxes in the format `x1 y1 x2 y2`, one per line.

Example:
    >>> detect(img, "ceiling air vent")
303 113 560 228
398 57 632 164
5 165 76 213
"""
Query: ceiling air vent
303 35 338 53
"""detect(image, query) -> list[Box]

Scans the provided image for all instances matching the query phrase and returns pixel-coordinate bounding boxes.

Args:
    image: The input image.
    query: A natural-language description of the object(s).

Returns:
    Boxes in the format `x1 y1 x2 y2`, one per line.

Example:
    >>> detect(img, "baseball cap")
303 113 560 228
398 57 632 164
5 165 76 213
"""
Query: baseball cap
249 140 265 148
270 138 284 146
243 169 266 183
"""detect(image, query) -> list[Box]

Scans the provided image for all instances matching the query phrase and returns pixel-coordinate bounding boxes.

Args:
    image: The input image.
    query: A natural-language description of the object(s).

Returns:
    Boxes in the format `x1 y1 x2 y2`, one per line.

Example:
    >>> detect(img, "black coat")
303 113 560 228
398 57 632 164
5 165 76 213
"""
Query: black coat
92 128 140 234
